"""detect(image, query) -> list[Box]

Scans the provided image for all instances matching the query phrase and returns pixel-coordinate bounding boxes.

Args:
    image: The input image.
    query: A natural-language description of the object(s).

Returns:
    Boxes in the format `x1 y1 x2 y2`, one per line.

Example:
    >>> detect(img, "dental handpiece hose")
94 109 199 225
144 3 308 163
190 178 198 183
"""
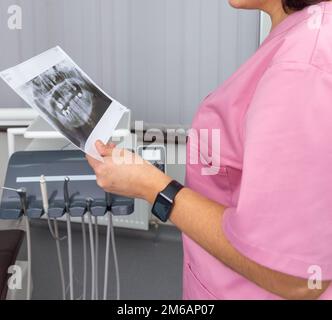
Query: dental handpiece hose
40 175 66 300
81 215 87 300
103 193 112 300
86 198 95 300
103 193 120 300
94 215 99 300
64 177 74 300
20 188 32 301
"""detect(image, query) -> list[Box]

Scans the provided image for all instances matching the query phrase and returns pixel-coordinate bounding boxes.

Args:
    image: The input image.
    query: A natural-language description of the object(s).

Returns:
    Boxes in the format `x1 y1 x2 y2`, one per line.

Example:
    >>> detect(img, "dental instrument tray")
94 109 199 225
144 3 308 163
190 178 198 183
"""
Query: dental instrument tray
0 150 134 220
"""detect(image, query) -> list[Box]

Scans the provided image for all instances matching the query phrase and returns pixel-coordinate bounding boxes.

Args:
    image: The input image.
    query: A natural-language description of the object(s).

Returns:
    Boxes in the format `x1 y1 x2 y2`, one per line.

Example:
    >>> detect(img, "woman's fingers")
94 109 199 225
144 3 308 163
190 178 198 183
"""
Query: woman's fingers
96 140 117 156
87 141 118 168
86 154 101 170
95 140 111 156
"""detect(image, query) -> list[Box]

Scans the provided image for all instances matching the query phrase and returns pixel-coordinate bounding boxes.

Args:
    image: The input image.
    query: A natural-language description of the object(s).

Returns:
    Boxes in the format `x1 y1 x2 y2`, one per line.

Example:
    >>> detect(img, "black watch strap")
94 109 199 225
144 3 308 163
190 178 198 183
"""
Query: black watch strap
152 180 184 222
160 180 184 204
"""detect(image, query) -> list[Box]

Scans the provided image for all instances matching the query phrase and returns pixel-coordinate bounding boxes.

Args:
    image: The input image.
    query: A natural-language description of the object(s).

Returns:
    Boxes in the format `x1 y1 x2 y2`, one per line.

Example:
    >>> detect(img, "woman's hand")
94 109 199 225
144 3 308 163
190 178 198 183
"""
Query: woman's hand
86 140 172 203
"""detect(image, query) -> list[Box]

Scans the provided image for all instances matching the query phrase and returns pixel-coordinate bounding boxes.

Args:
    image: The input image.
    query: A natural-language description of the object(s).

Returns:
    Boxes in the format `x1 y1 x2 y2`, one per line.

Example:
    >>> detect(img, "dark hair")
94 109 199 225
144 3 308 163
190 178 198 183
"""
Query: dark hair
282 0 328 12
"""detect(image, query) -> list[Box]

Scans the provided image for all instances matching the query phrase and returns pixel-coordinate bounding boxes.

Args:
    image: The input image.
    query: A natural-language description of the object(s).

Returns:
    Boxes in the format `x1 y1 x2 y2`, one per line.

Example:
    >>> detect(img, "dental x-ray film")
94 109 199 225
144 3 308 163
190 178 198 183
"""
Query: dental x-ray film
0 46 128 160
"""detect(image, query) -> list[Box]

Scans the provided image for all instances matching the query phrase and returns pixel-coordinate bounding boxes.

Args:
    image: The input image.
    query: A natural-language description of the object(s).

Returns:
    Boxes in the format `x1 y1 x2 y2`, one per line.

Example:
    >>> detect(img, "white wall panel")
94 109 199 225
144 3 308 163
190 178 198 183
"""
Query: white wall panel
0 0 260 125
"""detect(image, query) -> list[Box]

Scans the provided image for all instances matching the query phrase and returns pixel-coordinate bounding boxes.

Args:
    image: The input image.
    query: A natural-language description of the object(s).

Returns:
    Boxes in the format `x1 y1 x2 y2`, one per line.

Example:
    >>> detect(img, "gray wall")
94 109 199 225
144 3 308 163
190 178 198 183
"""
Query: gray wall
0 0 260 125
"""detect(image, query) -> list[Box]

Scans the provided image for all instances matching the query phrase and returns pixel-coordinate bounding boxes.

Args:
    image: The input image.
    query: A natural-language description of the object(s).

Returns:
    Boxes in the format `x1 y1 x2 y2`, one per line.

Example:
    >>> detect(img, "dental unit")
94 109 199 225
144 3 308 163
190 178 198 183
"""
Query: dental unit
0 150 135 300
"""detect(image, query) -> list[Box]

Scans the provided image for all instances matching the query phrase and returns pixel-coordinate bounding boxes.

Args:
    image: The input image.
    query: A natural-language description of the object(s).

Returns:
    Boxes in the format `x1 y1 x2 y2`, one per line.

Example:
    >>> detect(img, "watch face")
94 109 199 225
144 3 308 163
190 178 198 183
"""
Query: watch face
153 195 171 222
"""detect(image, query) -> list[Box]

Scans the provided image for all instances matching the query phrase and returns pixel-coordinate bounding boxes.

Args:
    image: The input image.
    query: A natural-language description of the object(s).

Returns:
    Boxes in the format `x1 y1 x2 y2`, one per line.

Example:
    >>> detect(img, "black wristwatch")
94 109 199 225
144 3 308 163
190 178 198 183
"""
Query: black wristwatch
151 180 184 222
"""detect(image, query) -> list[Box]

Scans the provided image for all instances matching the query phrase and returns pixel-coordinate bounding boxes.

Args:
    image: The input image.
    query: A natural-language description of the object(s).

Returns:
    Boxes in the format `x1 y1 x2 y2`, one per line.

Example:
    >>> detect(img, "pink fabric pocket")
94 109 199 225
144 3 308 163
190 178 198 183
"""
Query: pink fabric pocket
183 263 219 300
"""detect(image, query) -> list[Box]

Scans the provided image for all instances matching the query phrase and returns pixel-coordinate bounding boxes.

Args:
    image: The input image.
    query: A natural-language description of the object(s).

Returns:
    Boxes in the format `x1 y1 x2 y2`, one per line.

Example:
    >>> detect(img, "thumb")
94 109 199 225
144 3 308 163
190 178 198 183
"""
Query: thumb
95 140 116 157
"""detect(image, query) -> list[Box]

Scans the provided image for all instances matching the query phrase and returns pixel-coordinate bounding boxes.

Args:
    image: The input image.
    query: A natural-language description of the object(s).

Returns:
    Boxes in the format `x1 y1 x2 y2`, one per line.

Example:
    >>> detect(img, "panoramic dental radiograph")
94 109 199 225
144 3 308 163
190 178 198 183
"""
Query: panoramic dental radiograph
21 60 112 149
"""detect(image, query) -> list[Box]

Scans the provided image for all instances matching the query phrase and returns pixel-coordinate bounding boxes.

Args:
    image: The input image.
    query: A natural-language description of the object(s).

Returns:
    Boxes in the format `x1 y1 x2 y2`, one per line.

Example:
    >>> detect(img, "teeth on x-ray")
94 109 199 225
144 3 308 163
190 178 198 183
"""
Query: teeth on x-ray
25 61 97 129
14 55 113 149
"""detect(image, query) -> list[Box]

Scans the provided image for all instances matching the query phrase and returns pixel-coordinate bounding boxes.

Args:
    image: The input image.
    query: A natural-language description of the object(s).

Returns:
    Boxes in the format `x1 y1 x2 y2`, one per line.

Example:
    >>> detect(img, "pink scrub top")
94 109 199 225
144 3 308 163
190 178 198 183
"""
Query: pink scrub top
183 2 332 300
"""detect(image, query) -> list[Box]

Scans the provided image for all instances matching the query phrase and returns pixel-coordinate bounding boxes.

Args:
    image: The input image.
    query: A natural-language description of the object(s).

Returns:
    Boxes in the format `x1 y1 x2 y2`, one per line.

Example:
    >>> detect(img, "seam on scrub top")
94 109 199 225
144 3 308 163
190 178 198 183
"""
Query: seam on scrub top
192 143 242 171
267 60 332 75
223 215 332 268
309 1 326 65
191 169 232 205
218 156 242 172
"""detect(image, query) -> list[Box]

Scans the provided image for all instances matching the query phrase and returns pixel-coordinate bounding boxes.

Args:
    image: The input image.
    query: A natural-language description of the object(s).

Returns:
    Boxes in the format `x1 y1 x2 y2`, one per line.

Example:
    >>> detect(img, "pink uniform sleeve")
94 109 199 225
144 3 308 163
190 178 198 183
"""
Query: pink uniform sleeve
222 62 332 280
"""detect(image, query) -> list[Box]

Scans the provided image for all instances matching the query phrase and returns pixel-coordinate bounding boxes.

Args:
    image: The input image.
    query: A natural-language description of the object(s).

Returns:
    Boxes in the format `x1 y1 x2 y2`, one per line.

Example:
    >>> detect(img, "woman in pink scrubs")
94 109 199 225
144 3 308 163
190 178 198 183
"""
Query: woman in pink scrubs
87 0 332 299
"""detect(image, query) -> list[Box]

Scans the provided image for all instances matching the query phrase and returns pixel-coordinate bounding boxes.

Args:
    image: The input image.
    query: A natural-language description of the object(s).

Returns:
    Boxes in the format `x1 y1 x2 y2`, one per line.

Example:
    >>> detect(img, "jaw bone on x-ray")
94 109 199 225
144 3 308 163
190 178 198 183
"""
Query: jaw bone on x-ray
23 59 112 149
32 63 94 128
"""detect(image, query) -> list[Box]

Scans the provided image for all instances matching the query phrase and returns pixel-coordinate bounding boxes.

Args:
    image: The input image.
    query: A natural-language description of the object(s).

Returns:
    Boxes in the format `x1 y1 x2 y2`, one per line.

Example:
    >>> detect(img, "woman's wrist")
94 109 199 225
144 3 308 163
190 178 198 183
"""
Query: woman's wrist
142 166 173 204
